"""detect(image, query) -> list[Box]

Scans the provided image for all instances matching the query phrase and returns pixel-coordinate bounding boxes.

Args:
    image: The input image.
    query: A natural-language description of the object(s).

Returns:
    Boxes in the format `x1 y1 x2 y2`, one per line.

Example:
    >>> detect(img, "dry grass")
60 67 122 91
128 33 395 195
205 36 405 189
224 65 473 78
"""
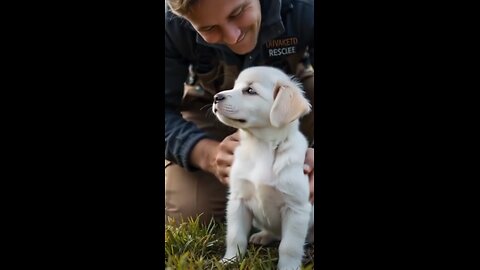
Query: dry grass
165 216 314 269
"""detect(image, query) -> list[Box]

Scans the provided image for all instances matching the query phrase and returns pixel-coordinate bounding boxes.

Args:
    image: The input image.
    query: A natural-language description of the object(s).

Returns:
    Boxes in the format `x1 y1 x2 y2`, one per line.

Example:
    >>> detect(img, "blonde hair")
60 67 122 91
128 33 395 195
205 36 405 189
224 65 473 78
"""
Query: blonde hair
166 0 199 16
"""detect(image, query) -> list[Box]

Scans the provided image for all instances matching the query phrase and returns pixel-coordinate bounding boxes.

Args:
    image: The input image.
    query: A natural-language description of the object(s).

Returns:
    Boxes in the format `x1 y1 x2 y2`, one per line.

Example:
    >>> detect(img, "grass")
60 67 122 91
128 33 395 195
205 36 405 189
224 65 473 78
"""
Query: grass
165 215 314 269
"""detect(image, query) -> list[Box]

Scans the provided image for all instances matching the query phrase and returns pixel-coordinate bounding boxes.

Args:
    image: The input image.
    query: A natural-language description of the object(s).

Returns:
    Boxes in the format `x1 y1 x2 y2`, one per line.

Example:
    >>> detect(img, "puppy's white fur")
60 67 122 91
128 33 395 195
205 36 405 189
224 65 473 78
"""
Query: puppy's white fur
212 66 314 270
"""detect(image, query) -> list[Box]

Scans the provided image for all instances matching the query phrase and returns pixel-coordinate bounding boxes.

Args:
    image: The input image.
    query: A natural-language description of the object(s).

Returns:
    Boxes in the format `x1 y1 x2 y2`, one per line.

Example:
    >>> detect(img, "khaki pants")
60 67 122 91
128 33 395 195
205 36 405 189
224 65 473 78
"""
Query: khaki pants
165 66 314 225
165 160 228 224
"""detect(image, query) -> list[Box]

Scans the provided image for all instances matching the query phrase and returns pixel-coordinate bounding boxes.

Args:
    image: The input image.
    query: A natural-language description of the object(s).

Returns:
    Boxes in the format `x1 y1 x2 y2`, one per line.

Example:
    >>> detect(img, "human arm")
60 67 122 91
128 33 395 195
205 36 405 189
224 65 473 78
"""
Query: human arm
297 1 314 202
190 132 240 185
165 105 238 185
164 18 212 171
303 147 314 204
164 14 242 185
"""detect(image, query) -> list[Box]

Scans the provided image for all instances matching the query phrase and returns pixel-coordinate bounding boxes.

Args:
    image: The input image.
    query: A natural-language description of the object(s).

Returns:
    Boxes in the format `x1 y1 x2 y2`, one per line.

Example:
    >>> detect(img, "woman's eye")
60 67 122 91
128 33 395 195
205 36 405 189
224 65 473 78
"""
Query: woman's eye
230 9 243 18
201 26 215 32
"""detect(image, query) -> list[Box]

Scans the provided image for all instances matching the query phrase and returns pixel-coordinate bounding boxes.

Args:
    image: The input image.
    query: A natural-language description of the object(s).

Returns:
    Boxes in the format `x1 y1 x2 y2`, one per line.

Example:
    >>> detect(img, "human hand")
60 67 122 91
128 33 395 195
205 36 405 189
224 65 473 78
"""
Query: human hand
214 131 240 185
303 148 314 204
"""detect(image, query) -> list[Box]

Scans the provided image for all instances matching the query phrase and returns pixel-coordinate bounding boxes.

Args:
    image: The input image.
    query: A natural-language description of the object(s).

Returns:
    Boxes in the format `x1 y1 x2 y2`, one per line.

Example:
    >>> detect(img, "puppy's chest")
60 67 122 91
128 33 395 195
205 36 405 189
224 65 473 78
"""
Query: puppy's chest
231 142 276 185
243 183 284 232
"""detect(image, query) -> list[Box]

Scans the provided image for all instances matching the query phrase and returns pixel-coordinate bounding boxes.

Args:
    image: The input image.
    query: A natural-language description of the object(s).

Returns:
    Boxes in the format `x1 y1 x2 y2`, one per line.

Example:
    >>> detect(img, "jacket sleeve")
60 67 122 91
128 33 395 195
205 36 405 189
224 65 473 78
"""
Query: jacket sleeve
164 27 211 171
304 0 314 68
309 36 314 69
294 0 314 68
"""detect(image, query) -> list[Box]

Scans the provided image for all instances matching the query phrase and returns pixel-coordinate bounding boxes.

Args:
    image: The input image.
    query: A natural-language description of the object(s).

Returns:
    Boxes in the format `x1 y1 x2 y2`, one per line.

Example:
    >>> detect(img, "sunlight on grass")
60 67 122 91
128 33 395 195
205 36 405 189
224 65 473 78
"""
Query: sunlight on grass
165 215 315 269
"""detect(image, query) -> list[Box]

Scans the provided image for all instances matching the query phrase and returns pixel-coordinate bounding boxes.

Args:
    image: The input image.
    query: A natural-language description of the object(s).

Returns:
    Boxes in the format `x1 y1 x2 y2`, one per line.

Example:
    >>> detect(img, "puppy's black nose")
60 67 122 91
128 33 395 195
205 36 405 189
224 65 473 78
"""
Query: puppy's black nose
214 93 225 103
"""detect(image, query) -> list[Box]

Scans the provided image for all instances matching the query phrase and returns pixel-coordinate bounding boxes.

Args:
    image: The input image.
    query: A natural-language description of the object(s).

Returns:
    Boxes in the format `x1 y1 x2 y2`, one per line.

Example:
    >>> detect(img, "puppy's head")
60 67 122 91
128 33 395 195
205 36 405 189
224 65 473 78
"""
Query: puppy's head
212 66 311 129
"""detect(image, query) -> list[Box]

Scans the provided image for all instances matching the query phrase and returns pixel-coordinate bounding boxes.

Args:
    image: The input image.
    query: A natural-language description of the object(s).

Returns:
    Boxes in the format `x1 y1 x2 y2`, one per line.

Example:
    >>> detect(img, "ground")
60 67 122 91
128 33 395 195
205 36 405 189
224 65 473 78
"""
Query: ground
165 216 314 269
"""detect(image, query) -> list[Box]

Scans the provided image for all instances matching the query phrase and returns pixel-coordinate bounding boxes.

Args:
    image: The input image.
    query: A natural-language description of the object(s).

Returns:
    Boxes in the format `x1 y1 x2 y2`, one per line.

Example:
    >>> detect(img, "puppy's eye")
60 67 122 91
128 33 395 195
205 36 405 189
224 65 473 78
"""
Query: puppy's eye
243 87 256 95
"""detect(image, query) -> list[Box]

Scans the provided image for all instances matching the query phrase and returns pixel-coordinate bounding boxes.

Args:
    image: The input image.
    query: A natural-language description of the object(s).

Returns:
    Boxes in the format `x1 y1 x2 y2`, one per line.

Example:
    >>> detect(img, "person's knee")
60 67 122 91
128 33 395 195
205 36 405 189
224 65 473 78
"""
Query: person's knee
165 190 227 225
165 162 227 225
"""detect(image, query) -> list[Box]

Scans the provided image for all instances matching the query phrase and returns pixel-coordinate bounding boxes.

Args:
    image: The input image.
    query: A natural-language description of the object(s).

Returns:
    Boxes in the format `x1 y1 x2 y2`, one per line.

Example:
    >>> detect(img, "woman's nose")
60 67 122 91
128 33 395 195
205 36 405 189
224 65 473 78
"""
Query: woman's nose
222 23 241 45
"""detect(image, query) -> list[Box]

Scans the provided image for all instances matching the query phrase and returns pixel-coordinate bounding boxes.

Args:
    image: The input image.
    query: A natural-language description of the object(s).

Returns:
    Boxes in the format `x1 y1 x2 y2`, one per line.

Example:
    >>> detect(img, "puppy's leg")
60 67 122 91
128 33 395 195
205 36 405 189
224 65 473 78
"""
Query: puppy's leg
249 230 277 246
221 199 252 263
277 204 311 270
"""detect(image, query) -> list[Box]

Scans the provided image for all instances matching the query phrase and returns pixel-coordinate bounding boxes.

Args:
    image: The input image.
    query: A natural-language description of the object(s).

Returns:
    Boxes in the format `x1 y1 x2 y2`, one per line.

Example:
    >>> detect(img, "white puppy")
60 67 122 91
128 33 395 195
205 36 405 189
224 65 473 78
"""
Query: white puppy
212 66 314 270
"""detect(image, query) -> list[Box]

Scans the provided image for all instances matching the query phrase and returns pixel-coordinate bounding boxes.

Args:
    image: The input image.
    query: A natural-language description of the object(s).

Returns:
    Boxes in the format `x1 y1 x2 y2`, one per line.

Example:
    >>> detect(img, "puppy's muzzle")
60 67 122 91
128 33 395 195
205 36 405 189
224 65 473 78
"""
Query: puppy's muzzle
213 93 226 104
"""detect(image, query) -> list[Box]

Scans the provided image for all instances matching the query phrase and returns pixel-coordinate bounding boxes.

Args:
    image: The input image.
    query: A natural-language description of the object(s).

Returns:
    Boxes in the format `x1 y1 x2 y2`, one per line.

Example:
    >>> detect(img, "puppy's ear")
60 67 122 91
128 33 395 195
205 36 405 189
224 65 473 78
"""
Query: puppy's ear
270 81 311 128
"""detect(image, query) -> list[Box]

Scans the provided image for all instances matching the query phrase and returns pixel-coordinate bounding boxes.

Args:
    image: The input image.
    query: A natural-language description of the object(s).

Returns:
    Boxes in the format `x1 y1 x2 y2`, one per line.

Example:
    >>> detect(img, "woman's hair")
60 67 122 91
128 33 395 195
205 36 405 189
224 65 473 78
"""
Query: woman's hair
166 0 199 16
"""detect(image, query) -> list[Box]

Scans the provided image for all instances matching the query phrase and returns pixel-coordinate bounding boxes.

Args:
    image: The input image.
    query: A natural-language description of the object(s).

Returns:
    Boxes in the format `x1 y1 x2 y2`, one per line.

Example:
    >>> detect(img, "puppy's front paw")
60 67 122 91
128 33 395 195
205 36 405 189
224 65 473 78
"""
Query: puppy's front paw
249 230 275 246
277 256 302 270
277 262 301 270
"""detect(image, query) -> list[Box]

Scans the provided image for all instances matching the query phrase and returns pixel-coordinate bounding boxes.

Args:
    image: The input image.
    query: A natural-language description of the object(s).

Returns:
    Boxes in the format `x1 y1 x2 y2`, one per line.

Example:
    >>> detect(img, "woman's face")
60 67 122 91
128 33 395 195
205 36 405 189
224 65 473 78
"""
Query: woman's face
184 0 262 55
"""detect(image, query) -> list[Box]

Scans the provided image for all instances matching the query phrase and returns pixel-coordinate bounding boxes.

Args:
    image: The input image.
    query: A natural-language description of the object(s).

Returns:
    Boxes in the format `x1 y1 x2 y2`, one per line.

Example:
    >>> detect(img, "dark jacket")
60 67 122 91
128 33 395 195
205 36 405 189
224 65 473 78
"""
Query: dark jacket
165 0 314 171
